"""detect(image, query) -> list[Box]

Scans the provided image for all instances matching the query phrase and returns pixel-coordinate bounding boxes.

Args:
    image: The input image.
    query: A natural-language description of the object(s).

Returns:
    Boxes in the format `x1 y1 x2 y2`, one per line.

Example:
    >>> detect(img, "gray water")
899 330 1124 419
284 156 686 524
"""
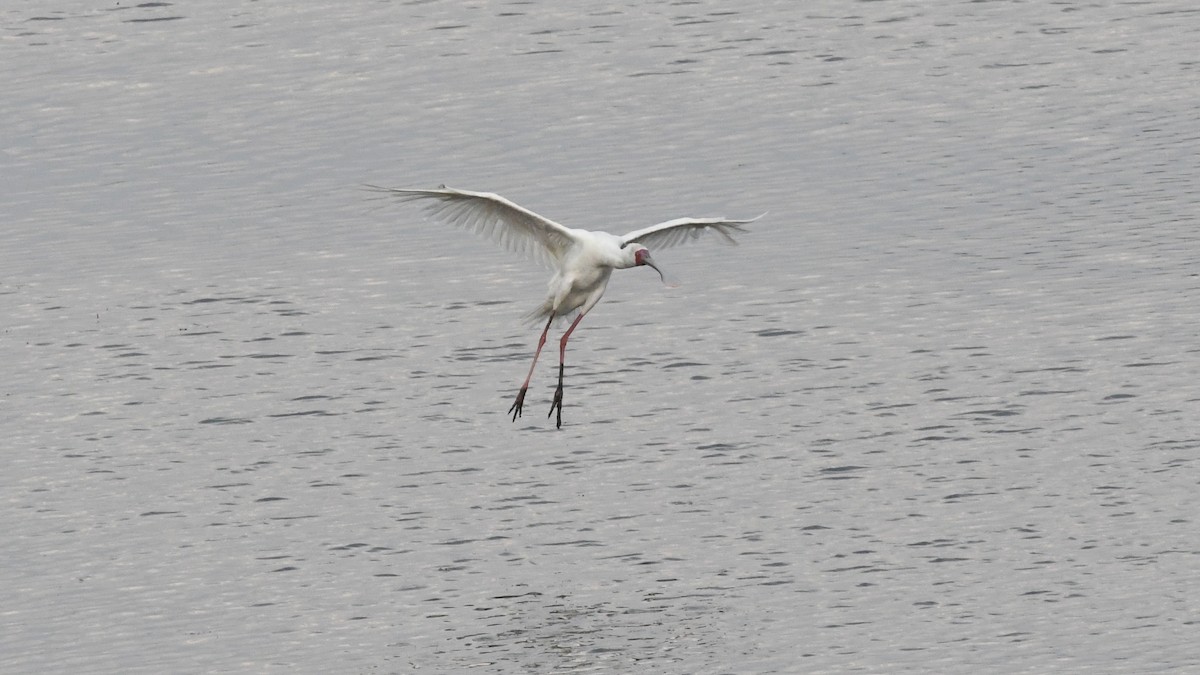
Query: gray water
4 1 1199 672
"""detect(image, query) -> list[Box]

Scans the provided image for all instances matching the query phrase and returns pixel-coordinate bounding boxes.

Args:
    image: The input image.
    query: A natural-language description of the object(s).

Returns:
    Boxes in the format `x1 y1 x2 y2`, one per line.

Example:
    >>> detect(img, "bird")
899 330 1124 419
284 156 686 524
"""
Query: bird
367 184 761 428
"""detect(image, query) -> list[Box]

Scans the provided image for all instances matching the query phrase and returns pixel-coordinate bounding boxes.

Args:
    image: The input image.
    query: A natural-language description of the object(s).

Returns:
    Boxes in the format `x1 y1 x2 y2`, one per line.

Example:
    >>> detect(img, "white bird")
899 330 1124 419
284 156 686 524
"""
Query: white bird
368 184 761 428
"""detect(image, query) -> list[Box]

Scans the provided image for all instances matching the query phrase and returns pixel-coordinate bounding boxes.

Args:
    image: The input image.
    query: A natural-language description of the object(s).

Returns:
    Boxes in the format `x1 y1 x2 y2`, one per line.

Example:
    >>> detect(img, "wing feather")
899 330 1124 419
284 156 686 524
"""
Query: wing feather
620 214 763 250
365 185 579 268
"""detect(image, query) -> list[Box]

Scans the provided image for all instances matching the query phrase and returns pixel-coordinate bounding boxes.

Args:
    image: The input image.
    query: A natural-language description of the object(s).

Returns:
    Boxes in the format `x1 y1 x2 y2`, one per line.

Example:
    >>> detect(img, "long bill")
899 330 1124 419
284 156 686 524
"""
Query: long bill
641 253 679 288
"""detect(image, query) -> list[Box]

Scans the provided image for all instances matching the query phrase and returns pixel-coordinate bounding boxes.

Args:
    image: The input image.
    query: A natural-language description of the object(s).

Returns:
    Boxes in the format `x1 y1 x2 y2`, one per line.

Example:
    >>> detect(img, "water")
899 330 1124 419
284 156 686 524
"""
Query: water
4 1 1199 672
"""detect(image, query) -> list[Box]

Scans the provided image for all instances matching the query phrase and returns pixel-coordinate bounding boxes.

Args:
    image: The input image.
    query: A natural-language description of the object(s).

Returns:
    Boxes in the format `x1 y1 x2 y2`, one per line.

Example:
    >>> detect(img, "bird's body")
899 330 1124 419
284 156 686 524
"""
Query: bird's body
531 229 625 323
368 184 759 428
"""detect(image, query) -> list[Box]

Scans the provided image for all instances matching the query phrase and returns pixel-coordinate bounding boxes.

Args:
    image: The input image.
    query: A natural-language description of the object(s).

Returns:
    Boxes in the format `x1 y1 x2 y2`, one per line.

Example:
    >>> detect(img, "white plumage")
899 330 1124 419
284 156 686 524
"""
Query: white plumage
368 184 761 428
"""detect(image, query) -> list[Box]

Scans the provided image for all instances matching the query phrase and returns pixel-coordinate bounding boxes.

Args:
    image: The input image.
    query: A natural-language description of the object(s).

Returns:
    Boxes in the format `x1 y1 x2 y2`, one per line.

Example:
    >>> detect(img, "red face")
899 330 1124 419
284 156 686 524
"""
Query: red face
634 248 651 266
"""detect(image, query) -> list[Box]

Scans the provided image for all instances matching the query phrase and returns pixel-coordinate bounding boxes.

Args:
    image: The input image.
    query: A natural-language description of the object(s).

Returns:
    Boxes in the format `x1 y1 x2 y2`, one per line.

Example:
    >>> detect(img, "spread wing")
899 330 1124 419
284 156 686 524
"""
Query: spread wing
620 214 764 249
365 185 579 268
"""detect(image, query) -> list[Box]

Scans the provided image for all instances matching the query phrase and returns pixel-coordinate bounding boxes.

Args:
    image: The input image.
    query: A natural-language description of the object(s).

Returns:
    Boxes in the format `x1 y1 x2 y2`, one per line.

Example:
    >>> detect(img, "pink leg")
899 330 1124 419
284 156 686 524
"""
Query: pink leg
509 315 554 422
549 312 586 428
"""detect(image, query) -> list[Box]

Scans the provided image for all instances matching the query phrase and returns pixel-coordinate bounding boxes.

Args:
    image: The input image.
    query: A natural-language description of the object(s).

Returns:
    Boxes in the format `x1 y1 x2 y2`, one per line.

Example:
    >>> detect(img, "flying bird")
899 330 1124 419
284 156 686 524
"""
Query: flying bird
368 184 760 428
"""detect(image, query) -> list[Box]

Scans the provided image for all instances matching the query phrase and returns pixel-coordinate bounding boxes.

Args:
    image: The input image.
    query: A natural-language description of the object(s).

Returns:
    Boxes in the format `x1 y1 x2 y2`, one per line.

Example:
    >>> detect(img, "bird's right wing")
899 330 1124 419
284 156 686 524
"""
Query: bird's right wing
365 185 579 268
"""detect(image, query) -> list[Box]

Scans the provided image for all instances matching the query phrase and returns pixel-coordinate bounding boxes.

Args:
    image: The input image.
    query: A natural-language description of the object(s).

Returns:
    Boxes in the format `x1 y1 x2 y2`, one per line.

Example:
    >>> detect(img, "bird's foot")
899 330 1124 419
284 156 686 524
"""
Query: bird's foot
509 387 527 422
548 383 563 429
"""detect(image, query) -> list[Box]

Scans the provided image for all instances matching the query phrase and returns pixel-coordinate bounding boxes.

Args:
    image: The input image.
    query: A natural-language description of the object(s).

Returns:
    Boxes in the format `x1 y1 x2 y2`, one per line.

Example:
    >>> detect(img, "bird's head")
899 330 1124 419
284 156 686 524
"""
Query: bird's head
633 247 677 288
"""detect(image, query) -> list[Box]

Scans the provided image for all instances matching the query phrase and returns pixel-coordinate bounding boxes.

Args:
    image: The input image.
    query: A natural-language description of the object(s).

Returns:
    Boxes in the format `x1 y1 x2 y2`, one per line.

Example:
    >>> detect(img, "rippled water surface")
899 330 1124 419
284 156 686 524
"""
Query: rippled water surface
4 1 1199 672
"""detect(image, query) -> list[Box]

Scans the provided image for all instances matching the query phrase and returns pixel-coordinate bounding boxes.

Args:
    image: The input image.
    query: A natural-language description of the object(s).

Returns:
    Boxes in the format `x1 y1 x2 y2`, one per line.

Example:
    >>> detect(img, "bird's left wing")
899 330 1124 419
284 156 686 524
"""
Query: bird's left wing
620 214 764 249
366 185 578 268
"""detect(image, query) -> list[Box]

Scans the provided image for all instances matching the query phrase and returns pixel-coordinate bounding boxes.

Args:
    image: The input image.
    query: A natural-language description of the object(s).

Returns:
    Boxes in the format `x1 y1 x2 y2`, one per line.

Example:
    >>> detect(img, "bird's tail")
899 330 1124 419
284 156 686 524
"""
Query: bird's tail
523 301 574 328
524 300 554 327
